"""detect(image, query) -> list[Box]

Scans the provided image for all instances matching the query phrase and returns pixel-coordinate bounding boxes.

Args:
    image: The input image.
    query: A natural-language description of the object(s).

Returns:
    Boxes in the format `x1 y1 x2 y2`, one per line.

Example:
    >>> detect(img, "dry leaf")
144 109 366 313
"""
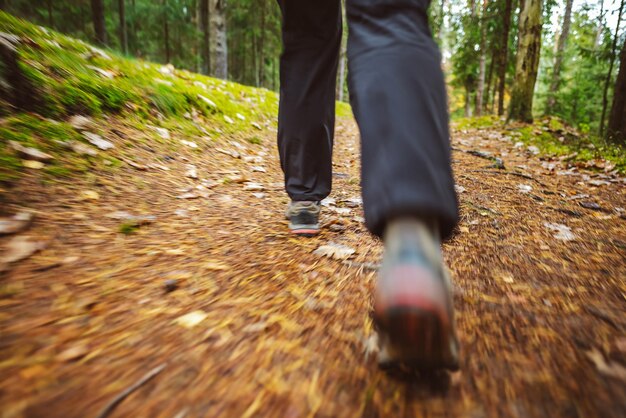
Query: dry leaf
22 160 45 169
1 236 45 264
313 243 356 260
586 348 626 381
0 212 33 235
175 311 208 328
81 190 100 200
83 132 114 150
243 182 264 191
544 223 576 241
57 345 89 362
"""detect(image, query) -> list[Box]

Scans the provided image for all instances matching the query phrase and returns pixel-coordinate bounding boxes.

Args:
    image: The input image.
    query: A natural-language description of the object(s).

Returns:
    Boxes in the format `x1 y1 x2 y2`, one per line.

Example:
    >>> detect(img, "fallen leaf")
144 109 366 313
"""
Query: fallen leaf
57 345 89 362
224 115 234 124
198 94 216 108
69 141 98 156
313 243 356 260
544 222 576 241
154 127 171 139
1 236 46 264
185 164 198 179
83 132 114 150
203 261 230 271
0 212 33 235
181 140 198 148
243 182 264 191
69 115 94 131
81 190 100 200
10 141 54 162
175 310 208 328
586 348 626 381
22 160 45 169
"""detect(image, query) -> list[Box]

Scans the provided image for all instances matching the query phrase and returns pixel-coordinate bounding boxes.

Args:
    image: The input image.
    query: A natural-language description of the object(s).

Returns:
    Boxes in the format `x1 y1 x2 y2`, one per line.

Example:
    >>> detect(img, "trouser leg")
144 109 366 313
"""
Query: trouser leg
346 0 459 240
276 0 342 202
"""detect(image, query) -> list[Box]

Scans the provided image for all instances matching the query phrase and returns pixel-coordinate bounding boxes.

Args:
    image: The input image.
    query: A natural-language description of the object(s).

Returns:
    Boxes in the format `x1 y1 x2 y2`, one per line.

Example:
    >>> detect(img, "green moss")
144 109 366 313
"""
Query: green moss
247 136 262 145
118 221 139 235
454 115 500 130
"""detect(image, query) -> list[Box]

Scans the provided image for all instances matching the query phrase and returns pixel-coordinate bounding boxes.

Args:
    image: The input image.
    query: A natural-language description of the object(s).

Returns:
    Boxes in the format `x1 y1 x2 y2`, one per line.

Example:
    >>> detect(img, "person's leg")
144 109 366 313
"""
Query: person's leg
276 0 342 204
346 0 459 369
346 0 458 239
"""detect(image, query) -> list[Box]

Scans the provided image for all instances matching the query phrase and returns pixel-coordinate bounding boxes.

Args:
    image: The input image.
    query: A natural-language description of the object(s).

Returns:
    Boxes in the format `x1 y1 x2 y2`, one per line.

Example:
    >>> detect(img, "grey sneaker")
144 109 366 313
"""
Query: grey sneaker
373 218 459 371
286 201 321 237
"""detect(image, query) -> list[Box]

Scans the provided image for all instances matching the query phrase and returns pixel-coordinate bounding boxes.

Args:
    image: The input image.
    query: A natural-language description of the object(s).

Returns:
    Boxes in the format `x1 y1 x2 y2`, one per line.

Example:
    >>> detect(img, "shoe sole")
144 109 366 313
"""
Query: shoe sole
290 228 319 237
374 306 459 371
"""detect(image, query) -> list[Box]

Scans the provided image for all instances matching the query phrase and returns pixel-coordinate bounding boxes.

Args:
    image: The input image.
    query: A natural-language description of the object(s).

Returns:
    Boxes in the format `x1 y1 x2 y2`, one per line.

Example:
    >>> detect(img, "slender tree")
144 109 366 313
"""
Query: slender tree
162 0 171 63
496 0 513 116
475 0 489 116
118 0 128 54
600 0 624 136
90 0 107 45
46 0 53 28
607 37 626 144
211 0 228 79
509 0 542 122
200 0 210 75
546 0 573 114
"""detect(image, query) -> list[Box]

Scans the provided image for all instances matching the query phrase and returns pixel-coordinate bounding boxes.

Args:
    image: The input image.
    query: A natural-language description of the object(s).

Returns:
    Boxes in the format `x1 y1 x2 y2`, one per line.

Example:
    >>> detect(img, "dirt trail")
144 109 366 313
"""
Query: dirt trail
1 117 625 418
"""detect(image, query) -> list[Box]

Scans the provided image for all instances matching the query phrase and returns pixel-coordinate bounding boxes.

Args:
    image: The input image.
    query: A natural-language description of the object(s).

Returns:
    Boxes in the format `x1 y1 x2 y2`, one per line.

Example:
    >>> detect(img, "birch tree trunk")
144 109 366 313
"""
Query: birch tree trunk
509 0 542 122
475 0 488 116
546 0 573 114
211 0 228 79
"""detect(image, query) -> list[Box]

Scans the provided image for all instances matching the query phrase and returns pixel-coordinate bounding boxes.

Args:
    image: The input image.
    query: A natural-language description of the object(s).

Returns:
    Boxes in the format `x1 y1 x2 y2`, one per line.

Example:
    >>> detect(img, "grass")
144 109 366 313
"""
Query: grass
0 12 353 184
452 115 626 173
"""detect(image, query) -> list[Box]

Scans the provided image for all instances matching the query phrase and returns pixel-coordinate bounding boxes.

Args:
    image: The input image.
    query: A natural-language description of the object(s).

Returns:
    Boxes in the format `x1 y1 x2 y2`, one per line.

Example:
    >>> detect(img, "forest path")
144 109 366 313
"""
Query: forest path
1 117 625 418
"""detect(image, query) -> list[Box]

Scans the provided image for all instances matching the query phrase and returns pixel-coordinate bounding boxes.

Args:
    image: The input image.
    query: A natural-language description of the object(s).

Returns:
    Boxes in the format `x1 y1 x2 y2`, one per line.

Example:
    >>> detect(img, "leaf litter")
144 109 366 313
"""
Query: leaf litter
0 117 625 418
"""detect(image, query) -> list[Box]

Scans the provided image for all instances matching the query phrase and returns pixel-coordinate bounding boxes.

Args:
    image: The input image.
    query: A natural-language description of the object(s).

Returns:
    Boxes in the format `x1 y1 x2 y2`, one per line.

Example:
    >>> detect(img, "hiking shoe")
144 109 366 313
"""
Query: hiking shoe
286 201 320 237
373 218 460 371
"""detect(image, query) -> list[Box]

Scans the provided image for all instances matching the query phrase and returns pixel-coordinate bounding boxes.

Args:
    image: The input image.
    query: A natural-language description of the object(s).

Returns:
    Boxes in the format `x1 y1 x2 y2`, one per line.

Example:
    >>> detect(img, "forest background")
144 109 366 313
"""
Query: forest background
1 0 625 144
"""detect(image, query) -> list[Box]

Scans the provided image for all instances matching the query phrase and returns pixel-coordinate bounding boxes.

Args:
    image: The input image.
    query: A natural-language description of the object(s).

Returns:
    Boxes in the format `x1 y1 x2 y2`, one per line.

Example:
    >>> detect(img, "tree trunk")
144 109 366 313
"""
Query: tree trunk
337 45 347 102
475 0 488 116
47 0 54 28
485 53 495 113
465 85 473 117
163 0 170 63
595 0 605 49
509 0 542 123
258 0 266 87
546 0 573 114
607 37 626 144
200 0 210 75
91 0 107 46
118 0 128 54
600 0 624 136
497 0 513 116
211 0 228 79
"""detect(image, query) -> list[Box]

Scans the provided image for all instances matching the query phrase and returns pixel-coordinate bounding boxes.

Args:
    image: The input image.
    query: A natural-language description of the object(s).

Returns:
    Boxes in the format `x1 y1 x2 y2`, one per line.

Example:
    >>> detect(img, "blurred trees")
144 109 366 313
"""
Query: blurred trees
1 0 624 140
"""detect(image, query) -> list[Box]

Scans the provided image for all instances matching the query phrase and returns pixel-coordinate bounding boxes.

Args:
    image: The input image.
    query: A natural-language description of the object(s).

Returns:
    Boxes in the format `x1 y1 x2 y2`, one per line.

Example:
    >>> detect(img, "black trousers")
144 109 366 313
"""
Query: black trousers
276 0 458 240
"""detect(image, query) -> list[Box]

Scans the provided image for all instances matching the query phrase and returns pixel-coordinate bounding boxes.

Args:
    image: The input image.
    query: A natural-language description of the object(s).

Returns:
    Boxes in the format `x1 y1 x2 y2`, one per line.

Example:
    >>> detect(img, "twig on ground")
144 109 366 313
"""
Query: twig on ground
96 363 167 418
342 260 381 271
584 306 622 330
470 169 548 187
